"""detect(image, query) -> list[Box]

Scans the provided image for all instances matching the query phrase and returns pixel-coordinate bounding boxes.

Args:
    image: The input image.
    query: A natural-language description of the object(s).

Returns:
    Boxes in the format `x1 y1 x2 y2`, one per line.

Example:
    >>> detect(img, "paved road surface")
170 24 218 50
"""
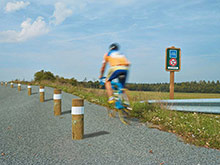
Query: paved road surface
0 85 220 165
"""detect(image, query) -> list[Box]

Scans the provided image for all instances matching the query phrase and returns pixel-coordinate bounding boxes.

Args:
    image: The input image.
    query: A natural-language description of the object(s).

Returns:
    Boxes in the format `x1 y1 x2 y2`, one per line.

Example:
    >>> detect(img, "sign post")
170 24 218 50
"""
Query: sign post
165 46 181 99
170 71 174 99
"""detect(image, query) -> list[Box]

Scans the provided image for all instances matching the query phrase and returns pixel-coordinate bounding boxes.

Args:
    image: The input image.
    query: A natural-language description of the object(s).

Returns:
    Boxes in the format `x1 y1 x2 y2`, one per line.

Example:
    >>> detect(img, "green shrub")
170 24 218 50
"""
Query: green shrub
34 70 56 81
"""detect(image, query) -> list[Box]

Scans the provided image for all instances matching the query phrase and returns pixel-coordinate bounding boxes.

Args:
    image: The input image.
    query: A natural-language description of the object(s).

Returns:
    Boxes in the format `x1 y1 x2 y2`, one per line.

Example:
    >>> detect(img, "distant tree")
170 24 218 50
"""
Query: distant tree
70 78 78 86
34 70 44 81
42 71 56 81
34 70 55 81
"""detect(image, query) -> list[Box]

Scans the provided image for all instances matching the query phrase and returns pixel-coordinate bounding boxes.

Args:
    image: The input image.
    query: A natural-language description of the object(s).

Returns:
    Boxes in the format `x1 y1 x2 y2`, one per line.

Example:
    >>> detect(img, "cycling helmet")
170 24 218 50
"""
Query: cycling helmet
109 43 120 51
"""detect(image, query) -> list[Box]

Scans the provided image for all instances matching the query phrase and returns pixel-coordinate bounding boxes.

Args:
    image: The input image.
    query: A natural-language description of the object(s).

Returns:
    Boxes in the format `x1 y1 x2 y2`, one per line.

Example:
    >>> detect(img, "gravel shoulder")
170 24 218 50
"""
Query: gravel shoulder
0 85 220 165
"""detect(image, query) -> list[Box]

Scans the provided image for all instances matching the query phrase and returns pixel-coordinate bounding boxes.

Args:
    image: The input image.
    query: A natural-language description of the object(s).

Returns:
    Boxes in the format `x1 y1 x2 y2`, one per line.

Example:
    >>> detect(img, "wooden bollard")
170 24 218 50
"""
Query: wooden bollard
53 89 62 116
39 86 45 102
28 84 32 96
1 82 3 86
5 82 7 87
18 83 21 91
10 82 13 88
72 99 84 140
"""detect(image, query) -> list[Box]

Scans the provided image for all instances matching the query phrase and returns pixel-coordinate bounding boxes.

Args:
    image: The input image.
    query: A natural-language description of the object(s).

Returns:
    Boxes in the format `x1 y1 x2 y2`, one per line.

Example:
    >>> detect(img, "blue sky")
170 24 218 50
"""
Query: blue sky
0 0 219 83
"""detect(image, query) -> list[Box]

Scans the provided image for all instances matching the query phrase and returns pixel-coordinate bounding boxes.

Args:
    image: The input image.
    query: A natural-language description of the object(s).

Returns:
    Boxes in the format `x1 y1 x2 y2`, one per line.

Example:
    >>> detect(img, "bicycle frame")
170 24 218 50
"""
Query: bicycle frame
100 77 131 125
100 77 125 110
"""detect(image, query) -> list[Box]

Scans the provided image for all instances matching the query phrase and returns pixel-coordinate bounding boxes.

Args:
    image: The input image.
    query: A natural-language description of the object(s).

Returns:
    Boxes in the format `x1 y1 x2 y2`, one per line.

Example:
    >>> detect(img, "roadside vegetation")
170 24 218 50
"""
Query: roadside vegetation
13 70 220 150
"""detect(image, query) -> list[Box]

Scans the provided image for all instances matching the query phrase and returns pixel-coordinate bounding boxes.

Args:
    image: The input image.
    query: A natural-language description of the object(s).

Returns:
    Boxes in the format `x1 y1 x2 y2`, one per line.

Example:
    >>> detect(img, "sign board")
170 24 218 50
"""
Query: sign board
165 47 181 71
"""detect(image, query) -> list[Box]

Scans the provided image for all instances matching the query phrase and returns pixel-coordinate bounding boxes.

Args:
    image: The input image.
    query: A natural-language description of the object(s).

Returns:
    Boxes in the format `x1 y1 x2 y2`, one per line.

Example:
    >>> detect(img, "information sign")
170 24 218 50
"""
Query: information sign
165 47 181 71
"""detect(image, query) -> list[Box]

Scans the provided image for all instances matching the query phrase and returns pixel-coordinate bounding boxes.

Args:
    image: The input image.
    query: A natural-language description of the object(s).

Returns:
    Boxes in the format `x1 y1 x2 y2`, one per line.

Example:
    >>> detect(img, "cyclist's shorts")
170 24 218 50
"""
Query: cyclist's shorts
106 66 129 88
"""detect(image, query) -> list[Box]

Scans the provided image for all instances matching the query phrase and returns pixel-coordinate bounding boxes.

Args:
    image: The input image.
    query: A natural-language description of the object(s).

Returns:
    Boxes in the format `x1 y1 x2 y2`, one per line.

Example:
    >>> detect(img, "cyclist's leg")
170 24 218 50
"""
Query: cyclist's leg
105 81 113 97
106 68 119 103
117 71 132 110
106 68 128 103
118 71 127 89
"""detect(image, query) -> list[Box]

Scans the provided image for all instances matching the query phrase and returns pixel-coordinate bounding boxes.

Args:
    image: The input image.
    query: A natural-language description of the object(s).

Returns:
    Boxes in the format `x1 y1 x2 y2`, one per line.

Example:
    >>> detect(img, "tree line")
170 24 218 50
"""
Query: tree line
126 81 220 93
33 70 220 93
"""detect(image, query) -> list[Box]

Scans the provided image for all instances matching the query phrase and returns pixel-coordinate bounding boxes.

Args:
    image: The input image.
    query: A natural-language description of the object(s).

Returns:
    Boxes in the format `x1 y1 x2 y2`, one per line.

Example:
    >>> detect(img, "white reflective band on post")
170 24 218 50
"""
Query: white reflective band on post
39 89 45 92
53 94 62 100
18 84 21 86
11 83 13 85
28 86 31 88
71 107 84 115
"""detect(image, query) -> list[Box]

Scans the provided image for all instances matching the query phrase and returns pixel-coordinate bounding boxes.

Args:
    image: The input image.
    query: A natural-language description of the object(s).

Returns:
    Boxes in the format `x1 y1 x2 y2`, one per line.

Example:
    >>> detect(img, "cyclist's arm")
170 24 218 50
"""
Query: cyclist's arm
126 58 131 66
124 63 130 66
99 61 107 79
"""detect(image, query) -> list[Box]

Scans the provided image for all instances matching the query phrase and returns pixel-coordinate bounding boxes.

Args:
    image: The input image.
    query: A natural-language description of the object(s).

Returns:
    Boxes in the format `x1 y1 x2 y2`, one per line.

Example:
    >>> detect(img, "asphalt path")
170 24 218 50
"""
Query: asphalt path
0 85 220 165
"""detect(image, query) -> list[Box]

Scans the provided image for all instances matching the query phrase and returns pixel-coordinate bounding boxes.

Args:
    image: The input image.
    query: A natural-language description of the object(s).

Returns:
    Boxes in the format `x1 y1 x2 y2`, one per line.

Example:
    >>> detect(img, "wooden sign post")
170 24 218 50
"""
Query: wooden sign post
170 71 175 99
165 46 181 99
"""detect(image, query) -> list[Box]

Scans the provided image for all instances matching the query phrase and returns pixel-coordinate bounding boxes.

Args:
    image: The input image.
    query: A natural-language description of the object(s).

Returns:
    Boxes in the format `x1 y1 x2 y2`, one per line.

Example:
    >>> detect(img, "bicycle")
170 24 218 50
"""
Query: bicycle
100 76 132 125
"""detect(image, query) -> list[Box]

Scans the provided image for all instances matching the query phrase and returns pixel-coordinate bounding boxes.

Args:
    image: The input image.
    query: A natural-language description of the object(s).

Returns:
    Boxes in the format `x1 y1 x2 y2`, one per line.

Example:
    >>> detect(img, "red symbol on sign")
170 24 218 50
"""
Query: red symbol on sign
169 58 177 66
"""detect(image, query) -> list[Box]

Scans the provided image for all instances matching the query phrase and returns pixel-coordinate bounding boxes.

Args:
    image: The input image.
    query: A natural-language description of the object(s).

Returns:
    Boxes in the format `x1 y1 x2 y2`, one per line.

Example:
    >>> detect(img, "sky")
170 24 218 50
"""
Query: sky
0 0 219 83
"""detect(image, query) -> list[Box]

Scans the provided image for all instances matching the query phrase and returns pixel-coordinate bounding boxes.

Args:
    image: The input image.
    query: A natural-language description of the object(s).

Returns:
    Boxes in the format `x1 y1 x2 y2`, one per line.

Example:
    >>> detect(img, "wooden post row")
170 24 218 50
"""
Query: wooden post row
28 84 32 96
54 89 62 116
72 99 84 140
18 83 21 91
10 82 13 88
39 86 45 102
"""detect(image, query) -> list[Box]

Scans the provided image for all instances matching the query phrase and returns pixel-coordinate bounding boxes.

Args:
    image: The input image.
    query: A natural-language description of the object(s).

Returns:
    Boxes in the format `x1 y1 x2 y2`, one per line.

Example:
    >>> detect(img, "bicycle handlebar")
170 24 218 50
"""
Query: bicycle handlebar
99 77 106 85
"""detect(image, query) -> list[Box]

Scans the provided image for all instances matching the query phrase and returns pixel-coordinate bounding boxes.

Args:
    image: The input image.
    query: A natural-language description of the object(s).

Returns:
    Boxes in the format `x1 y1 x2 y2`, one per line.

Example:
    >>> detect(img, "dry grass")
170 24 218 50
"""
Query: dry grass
127 90 220 101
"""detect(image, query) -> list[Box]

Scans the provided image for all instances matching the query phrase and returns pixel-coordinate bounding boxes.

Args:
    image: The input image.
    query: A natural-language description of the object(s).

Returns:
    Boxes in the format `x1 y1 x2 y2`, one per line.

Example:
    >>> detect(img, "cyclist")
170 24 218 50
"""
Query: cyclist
99 43 130 103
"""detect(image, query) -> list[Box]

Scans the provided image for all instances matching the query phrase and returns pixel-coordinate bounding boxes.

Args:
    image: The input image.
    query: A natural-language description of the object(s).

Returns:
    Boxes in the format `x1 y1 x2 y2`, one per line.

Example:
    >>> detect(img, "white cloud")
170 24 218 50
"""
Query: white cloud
5 1 30 13
49 0 137 25
0 17 49 43
50 2 73 25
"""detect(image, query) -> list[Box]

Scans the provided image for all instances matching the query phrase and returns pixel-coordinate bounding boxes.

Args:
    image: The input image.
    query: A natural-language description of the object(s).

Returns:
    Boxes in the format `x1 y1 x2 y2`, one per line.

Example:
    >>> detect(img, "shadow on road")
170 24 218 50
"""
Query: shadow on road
44 98 53 102
84 131 110 139
31 92 38 95
61 110 71 115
